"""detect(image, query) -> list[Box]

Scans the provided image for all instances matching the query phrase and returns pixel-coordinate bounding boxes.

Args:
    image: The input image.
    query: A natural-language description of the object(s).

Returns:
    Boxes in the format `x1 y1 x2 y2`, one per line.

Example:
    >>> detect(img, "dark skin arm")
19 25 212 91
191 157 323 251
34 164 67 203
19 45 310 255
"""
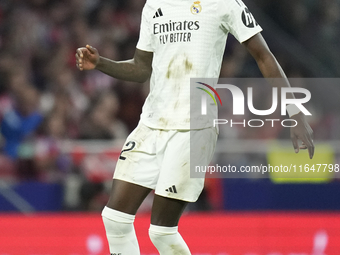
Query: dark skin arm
243 33 314 159
76 45 153 83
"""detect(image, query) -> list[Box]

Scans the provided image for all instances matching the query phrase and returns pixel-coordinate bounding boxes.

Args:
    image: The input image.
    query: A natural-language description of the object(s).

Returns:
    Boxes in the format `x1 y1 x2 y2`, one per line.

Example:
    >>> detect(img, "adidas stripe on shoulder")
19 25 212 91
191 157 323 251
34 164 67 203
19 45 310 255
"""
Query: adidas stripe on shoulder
153 8 163 18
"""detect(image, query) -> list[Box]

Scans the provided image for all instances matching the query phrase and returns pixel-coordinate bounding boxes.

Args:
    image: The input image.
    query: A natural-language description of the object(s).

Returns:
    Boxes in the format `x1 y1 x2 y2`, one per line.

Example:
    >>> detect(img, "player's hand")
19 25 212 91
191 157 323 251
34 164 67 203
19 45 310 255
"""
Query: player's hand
75 45 99 71
290 112 314 159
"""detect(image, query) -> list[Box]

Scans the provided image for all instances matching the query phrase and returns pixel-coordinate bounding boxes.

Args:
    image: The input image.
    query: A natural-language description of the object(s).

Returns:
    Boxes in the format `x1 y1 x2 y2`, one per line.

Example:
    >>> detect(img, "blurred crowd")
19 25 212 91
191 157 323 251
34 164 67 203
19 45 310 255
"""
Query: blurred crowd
0 0 339 211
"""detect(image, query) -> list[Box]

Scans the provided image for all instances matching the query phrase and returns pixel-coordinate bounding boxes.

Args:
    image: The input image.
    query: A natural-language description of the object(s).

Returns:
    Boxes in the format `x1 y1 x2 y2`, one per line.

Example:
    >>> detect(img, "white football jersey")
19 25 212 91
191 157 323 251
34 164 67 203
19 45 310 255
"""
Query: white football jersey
137 0 262 129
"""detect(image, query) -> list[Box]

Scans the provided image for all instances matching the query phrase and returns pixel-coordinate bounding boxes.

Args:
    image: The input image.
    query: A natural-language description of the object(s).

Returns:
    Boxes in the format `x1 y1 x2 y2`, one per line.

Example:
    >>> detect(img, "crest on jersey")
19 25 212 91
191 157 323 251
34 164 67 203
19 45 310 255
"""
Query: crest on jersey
191 1 202 14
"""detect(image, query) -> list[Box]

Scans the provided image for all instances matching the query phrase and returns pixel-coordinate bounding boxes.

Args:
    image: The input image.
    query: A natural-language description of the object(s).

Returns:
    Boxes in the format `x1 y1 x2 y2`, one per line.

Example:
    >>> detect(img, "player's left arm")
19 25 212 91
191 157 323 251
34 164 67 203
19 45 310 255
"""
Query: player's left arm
243 33 314 159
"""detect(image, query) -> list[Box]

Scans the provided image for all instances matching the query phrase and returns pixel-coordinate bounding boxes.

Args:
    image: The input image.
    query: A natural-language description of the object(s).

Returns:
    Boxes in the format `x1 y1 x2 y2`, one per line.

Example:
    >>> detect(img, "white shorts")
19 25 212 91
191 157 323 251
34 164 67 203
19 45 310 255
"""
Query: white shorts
113 122 217 202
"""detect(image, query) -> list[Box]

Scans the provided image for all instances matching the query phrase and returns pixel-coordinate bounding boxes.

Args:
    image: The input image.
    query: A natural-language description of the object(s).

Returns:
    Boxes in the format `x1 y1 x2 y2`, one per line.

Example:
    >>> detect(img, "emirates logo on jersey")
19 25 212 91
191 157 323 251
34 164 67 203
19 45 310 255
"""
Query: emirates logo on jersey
191 1 202 14
241 7 258 28
154 20 200 44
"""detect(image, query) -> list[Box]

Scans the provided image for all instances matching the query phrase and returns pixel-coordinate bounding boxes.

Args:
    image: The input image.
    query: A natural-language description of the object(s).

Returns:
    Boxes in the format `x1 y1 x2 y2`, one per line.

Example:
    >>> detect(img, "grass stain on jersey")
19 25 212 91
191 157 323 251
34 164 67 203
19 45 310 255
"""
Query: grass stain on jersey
173 101 180 109
166 55 193 79
166 58 175 79
158 117 168 127
185 59 193 72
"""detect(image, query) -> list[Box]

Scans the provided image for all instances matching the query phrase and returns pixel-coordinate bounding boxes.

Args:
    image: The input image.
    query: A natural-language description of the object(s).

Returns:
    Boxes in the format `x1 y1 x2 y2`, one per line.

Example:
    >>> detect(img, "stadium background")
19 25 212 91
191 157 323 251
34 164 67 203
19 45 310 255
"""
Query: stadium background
0 0 339 254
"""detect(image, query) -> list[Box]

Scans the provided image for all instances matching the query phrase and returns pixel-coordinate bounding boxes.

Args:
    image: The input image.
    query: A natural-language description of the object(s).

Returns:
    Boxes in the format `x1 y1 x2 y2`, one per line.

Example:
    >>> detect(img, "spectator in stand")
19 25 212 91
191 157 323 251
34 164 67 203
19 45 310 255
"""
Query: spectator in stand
34 113 71 182
79 91 128 140
0 75 43 179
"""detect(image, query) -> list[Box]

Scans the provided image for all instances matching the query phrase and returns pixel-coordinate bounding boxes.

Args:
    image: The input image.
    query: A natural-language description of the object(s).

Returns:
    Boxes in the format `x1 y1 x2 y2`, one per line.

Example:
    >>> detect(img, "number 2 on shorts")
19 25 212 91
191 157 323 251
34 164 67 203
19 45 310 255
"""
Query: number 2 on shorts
119 141 136 160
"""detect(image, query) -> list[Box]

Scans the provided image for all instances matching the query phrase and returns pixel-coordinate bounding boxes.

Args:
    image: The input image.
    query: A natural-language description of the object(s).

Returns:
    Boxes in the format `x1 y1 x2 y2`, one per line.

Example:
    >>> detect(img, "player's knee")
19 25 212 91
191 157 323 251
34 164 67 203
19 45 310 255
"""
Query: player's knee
101 206 135 237
102 206 140 254
149 224 191 255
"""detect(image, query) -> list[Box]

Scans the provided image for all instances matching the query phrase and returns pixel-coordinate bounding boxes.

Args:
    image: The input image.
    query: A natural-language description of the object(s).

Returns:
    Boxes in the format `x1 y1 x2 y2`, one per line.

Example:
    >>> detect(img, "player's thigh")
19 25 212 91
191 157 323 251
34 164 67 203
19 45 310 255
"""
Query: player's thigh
107 122 158 215
106 179 152 215
150 194 188 227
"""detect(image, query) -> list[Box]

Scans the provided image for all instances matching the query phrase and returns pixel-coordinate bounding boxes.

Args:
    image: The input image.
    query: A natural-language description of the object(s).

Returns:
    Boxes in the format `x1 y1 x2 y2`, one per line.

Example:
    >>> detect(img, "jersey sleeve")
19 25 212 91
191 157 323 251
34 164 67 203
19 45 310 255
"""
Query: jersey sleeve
136 4 154 52
219 0 262 43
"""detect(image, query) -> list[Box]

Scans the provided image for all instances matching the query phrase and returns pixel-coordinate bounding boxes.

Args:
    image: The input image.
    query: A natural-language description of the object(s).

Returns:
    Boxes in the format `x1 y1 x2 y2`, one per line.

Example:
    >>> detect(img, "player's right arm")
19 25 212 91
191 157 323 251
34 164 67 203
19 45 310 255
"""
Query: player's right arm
75 45 153 83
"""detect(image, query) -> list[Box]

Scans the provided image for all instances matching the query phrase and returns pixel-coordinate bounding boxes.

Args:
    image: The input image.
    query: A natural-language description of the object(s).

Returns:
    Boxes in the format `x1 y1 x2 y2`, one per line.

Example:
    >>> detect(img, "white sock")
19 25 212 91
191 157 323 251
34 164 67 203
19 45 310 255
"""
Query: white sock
102 206 140 255
149 224 191 255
